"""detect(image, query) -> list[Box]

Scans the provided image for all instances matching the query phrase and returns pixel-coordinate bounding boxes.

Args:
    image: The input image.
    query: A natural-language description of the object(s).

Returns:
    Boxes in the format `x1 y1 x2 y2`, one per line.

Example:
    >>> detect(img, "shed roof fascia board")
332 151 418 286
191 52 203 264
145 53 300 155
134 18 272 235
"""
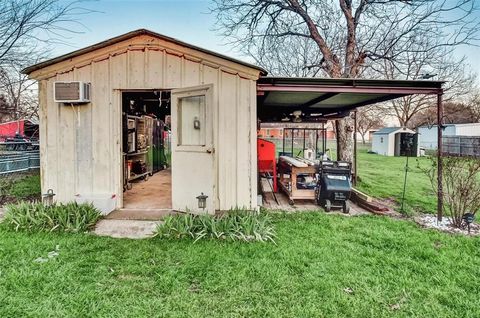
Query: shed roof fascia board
23 29 267 76
258 76 444 87
257 84 443 95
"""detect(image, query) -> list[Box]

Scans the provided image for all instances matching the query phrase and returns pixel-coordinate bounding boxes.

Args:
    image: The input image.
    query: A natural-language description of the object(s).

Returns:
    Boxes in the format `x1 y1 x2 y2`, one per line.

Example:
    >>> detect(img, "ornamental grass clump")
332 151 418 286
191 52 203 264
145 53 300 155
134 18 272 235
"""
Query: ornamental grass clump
3 201 101 233
155 209 276 243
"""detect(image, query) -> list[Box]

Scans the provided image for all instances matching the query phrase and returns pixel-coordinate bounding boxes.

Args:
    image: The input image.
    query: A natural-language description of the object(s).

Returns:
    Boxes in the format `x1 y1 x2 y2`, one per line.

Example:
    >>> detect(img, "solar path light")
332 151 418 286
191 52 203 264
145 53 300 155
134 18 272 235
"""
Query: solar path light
196 193 208 210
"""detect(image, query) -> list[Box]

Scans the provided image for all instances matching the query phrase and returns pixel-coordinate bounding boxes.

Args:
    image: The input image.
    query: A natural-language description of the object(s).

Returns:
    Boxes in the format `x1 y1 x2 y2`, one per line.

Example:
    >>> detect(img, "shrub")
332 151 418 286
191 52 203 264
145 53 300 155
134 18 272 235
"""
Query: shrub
3 202 101 233
424 156 480 227
155 209 276 243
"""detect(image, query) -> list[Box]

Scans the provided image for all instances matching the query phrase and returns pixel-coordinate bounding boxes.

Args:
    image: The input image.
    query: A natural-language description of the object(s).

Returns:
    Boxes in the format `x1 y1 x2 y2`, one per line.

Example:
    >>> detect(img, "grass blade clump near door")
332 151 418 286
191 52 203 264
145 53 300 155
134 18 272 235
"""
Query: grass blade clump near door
3 202 101 233
155 209 276 243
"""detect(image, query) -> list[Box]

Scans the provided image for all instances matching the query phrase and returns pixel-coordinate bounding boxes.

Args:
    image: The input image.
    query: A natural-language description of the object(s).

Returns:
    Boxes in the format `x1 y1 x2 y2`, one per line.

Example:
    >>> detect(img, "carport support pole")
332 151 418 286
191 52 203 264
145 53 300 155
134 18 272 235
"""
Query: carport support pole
437 93 443 222
353 110 358 186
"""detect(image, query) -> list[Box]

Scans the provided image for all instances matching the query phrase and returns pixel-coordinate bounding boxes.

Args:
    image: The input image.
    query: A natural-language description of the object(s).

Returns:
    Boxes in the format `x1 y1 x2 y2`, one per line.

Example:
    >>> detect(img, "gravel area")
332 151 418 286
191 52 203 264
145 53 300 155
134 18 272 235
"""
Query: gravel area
414 214 480 236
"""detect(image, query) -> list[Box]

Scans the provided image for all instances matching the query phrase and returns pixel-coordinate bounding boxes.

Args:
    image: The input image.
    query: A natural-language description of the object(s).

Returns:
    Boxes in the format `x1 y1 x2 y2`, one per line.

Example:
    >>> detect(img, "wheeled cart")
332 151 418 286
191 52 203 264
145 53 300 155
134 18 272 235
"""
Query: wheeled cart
123 150 151 191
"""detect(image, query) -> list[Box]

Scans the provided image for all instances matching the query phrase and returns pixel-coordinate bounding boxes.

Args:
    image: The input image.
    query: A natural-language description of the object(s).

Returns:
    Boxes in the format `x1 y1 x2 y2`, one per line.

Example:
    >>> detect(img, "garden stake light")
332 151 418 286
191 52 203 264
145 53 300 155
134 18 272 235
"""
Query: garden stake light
463 212 475 234
400 155 409 214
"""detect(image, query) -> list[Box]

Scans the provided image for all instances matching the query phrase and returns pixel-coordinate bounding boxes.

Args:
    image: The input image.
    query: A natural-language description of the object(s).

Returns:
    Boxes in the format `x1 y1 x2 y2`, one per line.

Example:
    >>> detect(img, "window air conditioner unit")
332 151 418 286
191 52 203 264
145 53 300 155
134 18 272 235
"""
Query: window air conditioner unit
54 81 91 103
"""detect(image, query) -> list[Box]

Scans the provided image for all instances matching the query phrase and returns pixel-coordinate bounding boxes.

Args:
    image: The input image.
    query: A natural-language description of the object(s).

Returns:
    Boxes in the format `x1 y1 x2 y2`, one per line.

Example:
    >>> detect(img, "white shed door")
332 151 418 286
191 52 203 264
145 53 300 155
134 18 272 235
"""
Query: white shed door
171 84 215 214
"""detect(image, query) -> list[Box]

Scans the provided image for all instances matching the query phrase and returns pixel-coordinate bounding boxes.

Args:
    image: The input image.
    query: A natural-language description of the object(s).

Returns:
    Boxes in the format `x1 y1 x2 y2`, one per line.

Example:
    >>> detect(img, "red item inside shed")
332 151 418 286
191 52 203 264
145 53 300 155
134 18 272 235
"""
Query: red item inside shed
257 138 277 192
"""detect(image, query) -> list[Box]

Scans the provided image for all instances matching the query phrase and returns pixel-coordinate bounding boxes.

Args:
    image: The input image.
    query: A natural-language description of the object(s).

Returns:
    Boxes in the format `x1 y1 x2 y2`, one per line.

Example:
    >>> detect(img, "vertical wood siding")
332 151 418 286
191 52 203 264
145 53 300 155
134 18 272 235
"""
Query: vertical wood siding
36 35 259 210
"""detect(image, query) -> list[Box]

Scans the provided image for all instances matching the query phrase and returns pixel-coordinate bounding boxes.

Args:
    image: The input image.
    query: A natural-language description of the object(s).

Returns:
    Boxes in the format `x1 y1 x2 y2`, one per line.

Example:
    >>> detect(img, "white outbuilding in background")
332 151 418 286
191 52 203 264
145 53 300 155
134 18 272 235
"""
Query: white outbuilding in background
371 127 418 157
417 123 480 150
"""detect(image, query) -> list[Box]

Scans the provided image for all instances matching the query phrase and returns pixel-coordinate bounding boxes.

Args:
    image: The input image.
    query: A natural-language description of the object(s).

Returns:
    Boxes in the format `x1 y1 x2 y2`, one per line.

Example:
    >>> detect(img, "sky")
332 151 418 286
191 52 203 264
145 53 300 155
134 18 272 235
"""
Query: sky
47 0 480 75
50 0 240 61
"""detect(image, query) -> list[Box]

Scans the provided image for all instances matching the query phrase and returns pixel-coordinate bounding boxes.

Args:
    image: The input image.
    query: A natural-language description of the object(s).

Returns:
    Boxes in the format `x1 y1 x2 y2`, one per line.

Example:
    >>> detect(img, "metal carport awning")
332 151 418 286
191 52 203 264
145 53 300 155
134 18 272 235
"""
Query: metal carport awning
256 76 447 223
257 77 444 122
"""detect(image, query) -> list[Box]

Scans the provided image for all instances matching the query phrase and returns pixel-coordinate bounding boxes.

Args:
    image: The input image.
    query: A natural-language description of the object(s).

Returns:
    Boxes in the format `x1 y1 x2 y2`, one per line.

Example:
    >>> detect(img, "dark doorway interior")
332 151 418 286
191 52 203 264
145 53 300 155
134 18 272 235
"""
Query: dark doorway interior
121 90 172 210
399 133 417 157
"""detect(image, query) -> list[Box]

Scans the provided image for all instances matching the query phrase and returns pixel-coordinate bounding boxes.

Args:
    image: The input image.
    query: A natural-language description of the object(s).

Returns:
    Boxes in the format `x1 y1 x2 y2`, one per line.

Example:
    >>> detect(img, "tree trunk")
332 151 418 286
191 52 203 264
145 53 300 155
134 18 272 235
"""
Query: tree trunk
336 117 354 162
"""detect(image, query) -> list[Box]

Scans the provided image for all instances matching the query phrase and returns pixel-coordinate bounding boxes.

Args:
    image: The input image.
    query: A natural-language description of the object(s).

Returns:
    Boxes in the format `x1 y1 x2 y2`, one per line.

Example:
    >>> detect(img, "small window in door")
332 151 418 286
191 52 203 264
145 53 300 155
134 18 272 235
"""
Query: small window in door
177 95 206 146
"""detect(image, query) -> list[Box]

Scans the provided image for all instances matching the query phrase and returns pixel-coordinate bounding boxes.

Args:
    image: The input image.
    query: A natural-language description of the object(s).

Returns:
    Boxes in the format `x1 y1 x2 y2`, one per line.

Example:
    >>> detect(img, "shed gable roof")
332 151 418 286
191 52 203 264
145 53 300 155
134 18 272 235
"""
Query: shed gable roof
22 29 267 75
373 127 415 135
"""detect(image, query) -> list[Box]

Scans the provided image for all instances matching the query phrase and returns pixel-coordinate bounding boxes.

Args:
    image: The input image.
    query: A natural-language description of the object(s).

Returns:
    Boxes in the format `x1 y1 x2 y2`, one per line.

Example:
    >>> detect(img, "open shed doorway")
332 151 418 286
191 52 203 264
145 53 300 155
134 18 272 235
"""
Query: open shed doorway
121 90 172 211
395 133 418 157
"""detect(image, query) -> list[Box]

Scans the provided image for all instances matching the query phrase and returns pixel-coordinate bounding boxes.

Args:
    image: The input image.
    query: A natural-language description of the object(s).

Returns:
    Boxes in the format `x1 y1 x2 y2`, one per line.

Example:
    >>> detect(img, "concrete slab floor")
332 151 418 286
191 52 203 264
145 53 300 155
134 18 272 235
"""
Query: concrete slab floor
93 219 161 239
123 169 172 209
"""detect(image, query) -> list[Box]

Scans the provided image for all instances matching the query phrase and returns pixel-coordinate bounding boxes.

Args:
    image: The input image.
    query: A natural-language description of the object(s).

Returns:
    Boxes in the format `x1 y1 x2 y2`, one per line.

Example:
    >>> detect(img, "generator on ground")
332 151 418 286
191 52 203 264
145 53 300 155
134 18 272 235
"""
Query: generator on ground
316 161 352 213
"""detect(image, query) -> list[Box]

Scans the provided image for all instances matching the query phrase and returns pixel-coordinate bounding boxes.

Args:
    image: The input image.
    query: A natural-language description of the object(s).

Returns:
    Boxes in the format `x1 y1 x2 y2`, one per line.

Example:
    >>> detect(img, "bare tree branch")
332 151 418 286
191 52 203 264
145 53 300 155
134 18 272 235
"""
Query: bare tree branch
211 0 480 161
0 0 93 123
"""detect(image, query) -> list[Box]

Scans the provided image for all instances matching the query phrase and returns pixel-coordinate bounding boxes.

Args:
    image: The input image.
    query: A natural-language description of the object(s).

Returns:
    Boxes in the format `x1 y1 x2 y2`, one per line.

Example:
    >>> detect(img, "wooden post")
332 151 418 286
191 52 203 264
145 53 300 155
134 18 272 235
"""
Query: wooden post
437 93 443 222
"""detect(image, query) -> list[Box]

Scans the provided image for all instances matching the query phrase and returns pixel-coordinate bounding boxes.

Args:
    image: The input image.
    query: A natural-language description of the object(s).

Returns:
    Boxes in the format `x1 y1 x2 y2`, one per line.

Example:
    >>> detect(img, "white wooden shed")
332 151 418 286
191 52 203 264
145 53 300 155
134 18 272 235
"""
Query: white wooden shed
23 29 264 214
371 127 419 156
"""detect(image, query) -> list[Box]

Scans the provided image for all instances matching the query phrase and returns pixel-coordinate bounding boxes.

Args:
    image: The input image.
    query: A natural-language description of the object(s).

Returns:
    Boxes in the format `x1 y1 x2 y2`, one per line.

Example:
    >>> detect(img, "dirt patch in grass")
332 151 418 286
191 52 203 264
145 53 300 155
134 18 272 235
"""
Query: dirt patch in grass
0 194 41 206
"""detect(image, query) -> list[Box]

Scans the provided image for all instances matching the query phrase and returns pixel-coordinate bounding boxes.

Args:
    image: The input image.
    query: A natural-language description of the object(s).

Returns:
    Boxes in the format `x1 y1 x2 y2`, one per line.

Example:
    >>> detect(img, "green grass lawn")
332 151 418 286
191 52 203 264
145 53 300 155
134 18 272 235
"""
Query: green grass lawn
8 174 41 199
1 212 479 317
356 147 437 214
1 173 41 205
